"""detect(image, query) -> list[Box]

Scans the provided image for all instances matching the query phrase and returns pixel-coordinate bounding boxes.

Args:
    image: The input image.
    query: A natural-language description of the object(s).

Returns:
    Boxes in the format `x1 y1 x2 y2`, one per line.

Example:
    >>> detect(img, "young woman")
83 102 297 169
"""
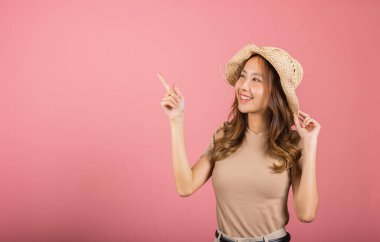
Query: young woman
159 43 320 242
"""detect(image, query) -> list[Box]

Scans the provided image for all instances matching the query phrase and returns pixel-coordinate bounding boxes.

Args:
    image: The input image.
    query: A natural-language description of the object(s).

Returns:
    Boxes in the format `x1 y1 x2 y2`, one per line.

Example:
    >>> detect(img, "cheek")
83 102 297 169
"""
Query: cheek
235 81 266 99
234 83 242 93
255 88 265 96
251 87 268 105
251 85 265 96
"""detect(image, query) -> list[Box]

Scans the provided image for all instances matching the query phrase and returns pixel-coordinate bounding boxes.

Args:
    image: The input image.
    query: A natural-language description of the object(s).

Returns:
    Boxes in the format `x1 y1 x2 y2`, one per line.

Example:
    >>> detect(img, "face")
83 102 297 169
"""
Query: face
235 56 269 114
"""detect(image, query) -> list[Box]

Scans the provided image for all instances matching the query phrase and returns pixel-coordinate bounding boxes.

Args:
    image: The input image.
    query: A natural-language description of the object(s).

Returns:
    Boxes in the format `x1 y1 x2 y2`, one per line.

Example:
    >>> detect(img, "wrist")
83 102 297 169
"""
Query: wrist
170 114 184 125
302 139 318 154
303 138 318 146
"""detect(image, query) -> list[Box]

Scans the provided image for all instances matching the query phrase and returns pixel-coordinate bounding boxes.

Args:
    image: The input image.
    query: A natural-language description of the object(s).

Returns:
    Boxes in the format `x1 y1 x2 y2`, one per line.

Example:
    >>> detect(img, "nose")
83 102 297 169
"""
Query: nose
240 78 251 91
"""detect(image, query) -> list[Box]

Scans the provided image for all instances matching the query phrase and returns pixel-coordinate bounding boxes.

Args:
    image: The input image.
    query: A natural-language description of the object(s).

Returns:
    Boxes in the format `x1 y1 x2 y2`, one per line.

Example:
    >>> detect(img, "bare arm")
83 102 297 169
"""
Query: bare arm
170 116 193 196
291 139 319 222
170 117 216 197
291 111 320 223
157 72 216 197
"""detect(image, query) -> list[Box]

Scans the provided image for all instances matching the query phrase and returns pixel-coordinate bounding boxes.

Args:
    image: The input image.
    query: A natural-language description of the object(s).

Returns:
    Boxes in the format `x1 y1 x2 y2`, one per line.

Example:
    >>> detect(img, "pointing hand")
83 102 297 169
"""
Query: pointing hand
158 72 185 121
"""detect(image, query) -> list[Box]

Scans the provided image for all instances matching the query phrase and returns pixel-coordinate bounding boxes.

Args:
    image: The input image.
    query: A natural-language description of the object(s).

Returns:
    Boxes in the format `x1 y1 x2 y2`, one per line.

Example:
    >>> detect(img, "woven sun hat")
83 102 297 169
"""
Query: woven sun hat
225 43 303 115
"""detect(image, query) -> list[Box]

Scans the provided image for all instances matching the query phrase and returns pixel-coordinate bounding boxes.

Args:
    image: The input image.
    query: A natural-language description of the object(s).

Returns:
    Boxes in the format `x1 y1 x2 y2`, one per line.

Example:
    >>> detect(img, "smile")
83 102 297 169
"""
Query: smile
239 94 253 103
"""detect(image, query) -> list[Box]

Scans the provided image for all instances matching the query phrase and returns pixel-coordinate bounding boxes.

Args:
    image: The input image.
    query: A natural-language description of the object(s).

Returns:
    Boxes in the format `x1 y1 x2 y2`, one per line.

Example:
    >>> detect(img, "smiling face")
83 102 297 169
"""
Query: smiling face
234 56 269 115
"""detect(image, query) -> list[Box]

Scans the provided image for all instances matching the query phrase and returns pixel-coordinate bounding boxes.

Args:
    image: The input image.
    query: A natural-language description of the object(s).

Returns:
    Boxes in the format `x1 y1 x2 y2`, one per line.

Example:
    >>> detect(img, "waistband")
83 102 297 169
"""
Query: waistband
215 227 288 242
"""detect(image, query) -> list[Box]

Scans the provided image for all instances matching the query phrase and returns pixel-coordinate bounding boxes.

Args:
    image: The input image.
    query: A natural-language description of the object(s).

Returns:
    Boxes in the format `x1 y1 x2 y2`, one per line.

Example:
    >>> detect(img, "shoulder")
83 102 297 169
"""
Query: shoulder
203 123 225 155
213 122 229 143
214 123 225 137
209 123 226 148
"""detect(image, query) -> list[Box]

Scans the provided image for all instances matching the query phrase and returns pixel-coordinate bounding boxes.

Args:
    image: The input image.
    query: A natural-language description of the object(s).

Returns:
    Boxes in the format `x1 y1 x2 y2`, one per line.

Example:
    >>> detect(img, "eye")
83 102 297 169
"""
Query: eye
240 75 260 82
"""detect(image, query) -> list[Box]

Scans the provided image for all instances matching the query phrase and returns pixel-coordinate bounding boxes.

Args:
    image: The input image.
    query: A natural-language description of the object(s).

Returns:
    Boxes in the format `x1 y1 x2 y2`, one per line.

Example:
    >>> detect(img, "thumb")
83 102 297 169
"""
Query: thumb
293 113 302 130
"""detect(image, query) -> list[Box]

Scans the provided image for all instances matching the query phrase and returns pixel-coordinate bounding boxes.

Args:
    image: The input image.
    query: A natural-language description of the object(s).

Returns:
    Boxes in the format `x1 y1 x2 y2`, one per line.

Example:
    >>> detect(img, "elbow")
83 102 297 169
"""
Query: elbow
178 191 191 197
177 188 193 197
297 211 317 223
297 214 315 223
176 177 195 197
295 198 319 223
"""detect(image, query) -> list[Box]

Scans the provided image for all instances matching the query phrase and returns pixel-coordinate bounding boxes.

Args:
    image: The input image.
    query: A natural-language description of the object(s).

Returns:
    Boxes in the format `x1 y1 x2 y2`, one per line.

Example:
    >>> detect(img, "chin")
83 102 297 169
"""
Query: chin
238 105 256 113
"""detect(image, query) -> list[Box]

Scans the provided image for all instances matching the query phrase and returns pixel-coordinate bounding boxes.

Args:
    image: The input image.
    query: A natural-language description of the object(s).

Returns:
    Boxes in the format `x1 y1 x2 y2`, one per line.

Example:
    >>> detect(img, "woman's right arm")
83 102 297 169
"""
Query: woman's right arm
158 72 214 197
170 116 192 196
170 116 215 197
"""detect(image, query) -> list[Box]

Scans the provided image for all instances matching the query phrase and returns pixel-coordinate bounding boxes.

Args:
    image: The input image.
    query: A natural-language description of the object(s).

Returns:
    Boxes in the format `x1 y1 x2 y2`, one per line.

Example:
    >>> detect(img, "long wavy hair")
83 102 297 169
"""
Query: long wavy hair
211 54 302 179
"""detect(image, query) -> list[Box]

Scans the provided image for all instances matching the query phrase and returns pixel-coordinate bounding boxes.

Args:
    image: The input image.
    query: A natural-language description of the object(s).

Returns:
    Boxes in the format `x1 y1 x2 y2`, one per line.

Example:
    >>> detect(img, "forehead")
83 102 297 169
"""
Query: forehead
242 56 264 71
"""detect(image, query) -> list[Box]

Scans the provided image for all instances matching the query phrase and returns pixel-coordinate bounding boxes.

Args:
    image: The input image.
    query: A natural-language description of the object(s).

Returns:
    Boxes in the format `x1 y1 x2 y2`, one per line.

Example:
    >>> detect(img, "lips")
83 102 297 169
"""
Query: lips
240 95 252 99
239 92 253 98
239 95 253 103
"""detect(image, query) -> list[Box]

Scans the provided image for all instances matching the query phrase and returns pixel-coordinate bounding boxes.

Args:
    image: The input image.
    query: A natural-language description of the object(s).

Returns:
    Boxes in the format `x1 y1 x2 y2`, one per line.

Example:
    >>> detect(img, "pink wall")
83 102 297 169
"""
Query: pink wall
1 0 379 241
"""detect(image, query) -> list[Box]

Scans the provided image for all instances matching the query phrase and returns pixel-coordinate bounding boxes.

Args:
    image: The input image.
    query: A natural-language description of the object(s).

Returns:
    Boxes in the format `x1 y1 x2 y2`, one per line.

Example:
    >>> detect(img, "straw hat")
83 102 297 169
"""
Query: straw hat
225 43 303 115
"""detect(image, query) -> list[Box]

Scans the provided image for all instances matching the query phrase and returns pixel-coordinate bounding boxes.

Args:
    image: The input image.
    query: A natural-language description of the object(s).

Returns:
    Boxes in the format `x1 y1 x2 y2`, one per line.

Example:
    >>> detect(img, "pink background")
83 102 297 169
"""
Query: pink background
1 0 379 241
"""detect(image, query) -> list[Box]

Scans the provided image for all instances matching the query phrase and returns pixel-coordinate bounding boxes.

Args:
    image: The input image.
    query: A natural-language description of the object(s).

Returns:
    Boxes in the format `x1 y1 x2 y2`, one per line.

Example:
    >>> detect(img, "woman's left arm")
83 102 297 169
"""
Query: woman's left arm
292 110 321 222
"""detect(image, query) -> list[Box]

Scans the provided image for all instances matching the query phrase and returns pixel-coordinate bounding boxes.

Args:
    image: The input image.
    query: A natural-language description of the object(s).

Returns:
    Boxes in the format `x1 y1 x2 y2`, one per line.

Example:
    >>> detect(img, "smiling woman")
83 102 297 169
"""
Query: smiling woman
210 50 304 176
160 43 319 242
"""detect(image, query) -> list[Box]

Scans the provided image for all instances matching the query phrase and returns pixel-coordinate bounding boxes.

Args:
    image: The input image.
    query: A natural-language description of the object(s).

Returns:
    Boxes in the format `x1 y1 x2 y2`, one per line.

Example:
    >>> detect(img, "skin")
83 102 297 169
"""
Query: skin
235 56 320 222
158 64 320 222
292 111 320 222
158 72 184 121
234 56 270 134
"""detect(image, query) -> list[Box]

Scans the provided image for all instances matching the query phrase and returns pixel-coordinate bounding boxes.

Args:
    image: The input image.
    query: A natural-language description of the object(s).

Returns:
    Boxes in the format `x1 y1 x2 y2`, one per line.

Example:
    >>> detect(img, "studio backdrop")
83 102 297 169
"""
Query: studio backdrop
0 0 379 241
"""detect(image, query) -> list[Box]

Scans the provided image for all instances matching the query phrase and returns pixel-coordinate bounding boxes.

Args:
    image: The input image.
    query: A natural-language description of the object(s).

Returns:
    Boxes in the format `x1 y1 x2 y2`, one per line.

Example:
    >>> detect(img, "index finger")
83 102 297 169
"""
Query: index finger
157 72 170 91
298 110 310 118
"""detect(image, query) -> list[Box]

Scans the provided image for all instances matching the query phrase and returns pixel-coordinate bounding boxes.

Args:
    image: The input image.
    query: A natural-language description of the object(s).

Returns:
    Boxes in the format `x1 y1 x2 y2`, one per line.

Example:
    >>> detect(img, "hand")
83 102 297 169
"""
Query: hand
293 110 321 144
158 72 185 122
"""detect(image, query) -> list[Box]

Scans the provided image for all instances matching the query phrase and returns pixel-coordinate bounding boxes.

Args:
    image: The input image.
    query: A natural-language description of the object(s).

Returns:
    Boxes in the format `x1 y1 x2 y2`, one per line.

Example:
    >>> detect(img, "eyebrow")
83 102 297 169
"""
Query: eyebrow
241 69 263 77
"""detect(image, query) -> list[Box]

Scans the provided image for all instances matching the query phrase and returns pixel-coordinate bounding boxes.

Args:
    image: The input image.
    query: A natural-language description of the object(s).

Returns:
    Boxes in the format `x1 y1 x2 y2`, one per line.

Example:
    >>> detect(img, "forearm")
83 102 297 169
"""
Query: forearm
170 115 193 196
296 140 319 219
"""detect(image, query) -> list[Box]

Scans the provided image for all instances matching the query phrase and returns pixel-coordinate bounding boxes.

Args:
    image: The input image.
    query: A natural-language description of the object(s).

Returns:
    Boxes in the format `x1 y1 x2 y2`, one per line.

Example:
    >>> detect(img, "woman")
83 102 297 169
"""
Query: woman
159 43 320 242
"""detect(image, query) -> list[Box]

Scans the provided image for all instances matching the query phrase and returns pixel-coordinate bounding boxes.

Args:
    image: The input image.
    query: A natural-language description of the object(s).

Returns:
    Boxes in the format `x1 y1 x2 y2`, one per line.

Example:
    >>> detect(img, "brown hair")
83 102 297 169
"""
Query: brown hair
211 54 302 179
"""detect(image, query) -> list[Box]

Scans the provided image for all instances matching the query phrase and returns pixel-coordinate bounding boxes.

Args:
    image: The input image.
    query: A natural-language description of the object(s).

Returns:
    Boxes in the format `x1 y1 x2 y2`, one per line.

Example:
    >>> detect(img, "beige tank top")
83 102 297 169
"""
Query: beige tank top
203 127 291 238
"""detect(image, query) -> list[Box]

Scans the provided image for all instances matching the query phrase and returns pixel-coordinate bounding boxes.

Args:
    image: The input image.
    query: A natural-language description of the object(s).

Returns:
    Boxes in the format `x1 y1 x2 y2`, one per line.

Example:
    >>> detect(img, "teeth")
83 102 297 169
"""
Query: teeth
240 95 252 100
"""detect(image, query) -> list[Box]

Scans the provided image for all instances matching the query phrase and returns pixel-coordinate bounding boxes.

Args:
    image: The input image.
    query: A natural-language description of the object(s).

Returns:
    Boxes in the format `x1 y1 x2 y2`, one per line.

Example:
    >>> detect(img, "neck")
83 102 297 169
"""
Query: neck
247 111 269 134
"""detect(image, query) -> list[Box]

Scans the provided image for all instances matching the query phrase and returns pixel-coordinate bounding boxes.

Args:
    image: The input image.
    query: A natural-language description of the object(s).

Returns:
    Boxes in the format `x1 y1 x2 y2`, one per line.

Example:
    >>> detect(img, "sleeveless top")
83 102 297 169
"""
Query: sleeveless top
203 127 291 238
